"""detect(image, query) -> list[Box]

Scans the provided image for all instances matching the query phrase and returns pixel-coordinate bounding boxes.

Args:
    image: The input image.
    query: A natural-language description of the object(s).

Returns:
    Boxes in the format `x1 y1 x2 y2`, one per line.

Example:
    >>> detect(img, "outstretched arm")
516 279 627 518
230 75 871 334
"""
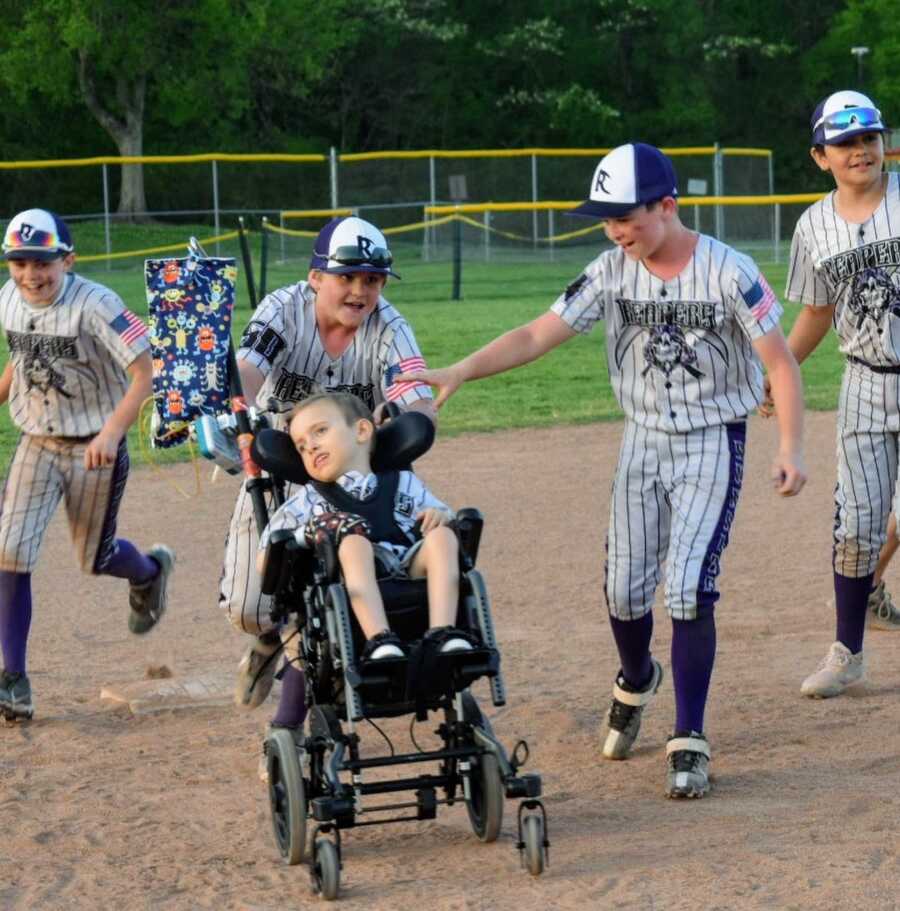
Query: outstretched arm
0 361 13 406
396 311 577 408
752 327 806 496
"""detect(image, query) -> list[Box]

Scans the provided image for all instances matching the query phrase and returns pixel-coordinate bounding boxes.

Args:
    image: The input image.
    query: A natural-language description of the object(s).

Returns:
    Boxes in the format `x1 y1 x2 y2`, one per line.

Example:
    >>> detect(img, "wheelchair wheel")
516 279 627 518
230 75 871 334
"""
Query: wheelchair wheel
466 751 504 843
266 728 307 866
522 814 545 876
312 838 340 901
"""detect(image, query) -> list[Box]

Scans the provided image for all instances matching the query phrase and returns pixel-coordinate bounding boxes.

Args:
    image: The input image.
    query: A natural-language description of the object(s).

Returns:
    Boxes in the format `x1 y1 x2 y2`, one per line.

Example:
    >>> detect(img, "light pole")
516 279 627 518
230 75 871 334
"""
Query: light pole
851 46 870 89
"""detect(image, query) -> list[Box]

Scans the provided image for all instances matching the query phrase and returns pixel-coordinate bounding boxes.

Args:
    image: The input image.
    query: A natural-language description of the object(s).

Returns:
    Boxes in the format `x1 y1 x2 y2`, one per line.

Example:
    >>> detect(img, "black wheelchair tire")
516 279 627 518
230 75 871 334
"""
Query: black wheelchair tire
466 751 504 843
266 728 307 866
523 813 545 876
313 838 341 901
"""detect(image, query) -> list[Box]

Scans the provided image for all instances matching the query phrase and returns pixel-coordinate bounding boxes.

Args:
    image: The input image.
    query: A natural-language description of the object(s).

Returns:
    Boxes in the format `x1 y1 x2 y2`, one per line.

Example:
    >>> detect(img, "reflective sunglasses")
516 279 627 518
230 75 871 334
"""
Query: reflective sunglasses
3 227 69 251
319 244 394 269
820 106 883 133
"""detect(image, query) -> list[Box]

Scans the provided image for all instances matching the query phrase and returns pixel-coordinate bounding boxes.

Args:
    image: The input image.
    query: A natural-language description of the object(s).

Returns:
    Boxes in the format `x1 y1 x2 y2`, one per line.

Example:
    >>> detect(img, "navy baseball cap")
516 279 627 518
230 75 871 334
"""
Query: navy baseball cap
811 90 887 146
310 216 400 279
3 208 74 261
569 143 679 219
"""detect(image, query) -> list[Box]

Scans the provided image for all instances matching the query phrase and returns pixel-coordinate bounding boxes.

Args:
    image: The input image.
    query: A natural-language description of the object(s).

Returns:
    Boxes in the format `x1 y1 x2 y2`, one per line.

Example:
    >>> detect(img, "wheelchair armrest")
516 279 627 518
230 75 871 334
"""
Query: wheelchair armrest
260 529 298 596
454 508 483 568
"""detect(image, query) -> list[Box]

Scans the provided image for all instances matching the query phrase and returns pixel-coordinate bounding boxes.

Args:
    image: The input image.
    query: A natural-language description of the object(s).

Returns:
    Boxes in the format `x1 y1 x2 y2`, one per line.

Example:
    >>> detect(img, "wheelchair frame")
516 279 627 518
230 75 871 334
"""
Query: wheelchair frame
250 416 550 900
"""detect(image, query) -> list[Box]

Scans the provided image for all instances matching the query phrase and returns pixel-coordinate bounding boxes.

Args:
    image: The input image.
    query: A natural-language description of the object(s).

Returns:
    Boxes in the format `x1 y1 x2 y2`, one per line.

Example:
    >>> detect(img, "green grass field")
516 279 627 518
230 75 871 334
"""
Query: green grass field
0 225 844 470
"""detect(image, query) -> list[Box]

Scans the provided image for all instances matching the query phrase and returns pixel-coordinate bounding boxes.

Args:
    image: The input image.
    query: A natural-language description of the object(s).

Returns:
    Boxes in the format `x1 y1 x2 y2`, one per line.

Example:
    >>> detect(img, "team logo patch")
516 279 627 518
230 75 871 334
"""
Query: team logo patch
642 323 703 379
847 267 900 329
564 273 589 301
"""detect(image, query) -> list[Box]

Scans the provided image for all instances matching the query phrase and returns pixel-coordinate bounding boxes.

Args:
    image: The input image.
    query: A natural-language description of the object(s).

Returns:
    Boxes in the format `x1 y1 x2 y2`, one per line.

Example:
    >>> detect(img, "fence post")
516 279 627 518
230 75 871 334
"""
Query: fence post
694 204 700 233
428 155 436 259
774 202 781 264
452 209 462 300
211 159 220 255
531 154 538 248
330 147 339 209
484 210 490 262
548 209 555 262
279 211 285 264
713 142 724 241
101 163 111 269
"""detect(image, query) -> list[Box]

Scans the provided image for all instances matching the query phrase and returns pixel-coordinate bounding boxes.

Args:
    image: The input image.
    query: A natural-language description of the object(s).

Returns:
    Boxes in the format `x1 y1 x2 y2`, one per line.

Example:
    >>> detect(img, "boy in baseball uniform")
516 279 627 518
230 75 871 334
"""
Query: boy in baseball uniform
0 209 174 721
399 143 806 798
220 217 434 714
781 91 900 695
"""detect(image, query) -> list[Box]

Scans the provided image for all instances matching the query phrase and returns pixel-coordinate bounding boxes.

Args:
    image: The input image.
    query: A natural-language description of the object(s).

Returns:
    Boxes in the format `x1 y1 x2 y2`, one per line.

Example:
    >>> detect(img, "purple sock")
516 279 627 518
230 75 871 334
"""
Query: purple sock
834 572 872 654
608 612 654 689
101 539 158 584
271 662 308 728
671 611 716 734
0 571 32 674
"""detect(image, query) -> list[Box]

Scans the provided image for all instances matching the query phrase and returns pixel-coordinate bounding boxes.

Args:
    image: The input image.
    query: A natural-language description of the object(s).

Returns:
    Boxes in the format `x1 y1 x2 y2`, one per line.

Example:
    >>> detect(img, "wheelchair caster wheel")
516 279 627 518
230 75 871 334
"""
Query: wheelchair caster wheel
522 814 544 876
266 728 307 866
466 752 504 843
311 838 340 901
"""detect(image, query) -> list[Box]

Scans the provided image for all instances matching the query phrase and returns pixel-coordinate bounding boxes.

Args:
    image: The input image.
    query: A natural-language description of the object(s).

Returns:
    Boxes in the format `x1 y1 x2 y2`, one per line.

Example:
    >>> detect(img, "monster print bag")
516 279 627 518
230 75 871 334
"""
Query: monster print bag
145 253 236 448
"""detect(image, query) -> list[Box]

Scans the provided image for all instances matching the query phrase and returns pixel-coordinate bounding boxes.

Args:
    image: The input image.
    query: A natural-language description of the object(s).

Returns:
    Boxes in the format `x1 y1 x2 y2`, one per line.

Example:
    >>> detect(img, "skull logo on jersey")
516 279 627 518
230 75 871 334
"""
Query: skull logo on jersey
24 351 73 398
848 267 900 329
642 322 703 379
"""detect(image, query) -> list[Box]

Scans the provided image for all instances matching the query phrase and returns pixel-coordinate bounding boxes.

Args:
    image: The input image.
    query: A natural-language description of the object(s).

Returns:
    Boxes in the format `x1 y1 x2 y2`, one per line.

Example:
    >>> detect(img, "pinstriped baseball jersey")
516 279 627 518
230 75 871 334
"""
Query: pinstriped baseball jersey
260 469 449 560
238 281 432 428
0 272 149 437
551 234 782 433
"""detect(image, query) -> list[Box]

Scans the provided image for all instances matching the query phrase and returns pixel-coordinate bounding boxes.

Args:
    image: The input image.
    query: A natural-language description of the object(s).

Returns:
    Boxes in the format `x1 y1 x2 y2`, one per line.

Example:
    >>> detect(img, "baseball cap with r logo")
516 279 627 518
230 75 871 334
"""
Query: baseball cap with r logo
569 143 679 219
3 208 74 261
310 216 400 278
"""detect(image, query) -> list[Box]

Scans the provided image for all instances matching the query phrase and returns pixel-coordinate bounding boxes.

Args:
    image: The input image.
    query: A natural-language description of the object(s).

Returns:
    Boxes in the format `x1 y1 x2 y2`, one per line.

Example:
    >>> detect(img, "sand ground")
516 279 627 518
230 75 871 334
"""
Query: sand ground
3 411 900 910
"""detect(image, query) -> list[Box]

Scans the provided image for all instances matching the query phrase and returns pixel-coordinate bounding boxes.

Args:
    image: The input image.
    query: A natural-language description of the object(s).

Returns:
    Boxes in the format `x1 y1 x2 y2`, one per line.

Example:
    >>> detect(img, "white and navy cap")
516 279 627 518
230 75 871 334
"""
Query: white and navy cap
3 208 74 261
569 143 679 219
310 216 399 279
811 90 887 146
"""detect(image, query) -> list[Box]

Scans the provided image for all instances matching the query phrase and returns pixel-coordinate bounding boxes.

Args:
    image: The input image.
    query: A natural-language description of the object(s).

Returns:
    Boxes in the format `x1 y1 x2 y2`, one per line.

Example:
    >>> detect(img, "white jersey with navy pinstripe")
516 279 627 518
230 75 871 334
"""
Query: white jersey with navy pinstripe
0 272 149 437
785 172 900 370
551 234 782 433
238 281 431 428
260 470 449 560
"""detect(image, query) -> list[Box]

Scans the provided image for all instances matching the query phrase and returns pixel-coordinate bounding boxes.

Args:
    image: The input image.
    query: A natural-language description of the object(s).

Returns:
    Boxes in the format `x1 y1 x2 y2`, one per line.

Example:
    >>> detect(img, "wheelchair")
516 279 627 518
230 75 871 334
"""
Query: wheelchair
250 410 550 900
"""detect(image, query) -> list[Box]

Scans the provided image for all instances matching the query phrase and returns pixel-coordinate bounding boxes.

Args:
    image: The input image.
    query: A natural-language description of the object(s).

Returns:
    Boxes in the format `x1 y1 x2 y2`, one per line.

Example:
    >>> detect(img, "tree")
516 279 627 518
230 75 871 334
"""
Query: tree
0 0 351 218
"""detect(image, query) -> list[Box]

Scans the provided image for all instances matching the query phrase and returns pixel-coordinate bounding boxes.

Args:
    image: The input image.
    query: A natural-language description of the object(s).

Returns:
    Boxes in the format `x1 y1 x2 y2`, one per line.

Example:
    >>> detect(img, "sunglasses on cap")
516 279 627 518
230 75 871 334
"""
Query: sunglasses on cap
818 106 883 133
319 244 393 269
3 227 69 252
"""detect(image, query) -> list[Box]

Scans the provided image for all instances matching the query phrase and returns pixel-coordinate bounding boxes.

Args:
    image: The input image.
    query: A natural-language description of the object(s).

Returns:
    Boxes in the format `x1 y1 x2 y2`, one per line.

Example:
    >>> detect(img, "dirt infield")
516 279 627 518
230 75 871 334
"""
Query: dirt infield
4 411 900 910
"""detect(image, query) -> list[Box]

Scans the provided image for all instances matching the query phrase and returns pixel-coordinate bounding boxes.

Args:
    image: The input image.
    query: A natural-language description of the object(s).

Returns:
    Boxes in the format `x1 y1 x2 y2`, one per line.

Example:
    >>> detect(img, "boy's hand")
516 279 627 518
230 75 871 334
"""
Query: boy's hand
395 365 464 409
84 428 123 470
758 375 775 418
770 451 807 497
416 508 451 534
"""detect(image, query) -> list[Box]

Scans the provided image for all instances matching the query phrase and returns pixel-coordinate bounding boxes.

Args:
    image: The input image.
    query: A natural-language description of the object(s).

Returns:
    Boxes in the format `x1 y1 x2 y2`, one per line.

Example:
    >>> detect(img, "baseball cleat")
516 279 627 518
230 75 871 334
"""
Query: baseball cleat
235 631 282 710
128 544 175 635
867 582 900 630
800 641 864 698
665 731 710 799
0 670 34 721
601 657 663 760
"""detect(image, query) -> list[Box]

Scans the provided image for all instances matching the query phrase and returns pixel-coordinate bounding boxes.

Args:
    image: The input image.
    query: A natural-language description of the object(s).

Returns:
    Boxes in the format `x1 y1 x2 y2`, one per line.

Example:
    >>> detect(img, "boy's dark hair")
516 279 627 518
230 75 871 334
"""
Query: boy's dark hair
289 392 375 428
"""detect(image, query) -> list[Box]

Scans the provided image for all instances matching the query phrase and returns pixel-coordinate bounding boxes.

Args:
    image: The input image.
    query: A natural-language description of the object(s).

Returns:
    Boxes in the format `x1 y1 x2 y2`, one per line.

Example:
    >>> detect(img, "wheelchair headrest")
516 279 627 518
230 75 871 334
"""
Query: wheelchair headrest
251 410 436 485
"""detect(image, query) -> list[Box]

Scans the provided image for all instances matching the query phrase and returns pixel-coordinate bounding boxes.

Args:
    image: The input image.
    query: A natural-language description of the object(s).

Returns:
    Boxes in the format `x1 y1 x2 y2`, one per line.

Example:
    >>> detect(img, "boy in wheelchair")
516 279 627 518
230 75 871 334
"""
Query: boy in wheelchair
257 392 479 734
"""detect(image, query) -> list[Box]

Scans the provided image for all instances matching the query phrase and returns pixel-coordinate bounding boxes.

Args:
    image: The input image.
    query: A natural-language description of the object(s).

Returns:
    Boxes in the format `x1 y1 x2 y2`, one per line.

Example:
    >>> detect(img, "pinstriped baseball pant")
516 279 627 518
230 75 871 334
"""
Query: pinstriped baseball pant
605 420 745 622
0 434 127 574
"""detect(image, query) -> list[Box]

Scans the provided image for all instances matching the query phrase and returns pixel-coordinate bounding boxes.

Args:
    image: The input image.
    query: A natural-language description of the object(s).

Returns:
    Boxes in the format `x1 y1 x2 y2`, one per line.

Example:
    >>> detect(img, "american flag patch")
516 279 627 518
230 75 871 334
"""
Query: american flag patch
385 355 427 402
110 310 148 345
742 275 777 322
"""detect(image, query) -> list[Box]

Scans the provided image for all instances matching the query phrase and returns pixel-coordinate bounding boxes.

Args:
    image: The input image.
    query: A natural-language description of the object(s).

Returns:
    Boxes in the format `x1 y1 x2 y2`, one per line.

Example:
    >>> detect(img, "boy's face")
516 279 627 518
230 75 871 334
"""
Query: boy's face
289 398 374 482
811 132 884 188
7 253 75 307
603 200 673 261
308 269 386 332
